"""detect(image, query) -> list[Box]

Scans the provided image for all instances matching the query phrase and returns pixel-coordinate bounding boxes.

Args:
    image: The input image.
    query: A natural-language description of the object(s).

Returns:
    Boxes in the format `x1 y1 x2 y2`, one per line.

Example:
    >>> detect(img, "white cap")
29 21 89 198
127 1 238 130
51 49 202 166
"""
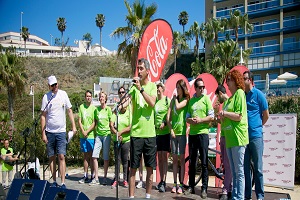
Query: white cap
48 75 57 85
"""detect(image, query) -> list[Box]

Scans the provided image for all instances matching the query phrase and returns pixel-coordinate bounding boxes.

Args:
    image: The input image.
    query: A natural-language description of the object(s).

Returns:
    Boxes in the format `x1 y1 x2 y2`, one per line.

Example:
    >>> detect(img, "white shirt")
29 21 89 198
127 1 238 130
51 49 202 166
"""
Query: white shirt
41 89 72 133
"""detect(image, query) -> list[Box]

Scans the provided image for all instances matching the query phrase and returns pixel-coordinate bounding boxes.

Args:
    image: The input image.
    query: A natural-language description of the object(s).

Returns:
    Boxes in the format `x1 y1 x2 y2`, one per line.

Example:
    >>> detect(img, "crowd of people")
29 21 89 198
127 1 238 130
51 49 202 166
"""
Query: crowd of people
40 59 269 200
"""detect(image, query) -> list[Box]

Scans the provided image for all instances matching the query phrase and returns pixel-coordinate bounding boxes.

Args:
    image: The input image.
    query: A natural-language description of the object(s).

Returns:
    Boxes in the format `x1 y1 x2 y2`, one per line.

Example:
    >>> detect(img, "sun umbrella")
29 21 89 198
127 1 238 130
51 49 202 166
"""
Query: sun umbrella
277 72 298 80
270 79 287 85
265 73 269 93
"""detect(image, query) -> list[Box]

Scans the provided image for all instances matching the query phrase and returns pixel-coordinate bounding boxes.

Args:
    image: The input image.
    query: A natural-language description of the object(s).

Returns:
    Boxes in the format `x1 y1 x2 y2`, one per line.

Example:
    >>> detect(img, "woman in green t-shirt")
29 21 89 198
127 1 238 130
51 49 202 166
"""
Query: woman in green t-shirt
167 79 190 194
110 86 131 189
219 70 249 200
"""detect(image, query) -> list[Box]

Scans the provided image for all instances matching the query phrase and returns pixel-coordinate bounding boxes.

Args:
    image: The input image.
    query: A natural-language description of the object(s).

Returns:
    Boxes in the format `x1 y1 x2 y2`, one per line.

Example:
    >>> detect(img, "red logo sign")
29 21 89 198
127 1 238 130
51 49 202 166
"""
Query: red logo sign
277 124 286 128
267 178 276 182
283 148 293 152
276 140 285 144
269 148 278 151
268 163 277 166
263 155 271 158
137 19 173 82
275 171 284 175
284 132 293 136
275 155 285 159
270 132 279 135
263 140 271 143
283 164 292 167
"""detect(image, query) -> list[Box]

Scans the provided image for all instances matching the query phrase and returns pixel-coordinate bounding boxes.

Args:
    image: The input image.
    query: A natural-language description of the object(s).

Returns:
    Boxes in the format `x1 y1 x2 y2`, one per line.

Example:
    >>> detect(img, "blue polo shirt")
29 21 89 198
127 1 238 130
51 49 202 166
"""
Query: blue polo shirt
246 87 268 139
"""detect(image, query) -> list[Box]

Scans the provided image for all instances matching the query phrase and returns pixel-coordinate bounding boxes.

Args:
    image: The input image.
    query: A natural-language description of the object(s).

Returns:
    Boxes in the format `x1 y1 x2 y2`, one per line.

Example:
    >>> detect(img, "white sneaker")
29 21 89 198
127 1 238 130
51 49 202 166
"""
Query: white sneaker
89 178 99 186
136 181 144 189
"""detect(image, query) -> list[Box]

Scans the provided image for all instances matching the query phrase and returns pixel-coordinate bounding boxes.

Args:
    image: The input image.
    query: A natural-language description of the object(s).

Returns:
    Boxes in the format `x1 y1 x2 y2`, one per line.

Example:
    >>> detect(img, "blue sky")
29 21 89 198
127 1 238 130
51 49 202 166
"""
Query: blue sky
0 0 205 51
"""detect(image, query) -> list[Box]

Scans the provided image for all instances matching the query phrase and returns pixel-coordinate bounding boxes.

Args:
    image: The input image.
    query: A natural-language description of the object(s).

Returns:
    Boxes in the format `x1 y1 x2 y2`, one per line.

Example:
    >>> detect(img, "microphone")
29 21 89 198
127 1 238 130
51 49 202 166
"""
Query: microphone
132 77 141 83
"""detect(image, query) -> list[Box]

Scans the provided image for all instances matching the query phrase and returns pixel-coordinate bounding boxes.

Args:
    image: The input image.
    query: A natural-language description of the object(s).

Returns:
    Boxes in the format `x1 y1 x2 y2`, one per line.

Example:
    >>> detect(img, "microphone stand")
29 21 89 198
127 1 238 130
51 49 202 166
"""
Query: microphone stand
114 89 130 200
16 92 55 179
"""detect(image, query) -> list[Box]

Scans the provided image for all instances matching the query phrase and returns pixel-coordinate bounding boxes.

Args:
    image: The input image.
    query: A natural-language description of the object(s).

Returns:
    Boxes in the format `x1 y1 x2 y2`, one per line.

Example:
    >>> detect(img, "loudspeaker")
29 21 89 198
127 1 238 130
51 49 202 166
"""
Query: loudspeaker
6 179 50 200
0 184 6 200
44 187 89 200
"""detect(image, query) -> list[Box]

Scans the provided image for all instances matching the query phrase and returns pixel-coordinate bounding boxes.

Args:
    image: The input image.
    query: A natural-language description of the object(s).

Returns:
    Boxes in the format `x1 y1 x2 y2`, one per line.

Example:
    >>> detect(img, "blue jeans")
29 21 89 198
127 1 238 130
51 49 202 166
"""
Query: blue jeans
244 137 264 199
227 146 246 200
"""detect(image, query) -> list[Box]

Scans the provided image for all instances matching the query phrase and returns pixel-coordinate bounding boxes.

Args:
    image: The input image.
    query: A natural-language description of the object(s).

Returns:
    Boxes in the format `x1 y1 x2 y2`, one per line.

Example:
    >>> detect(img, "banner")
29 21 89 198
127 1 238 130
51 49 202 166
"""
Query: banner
164 73 190 98
263 114 297 189
137 19 173 82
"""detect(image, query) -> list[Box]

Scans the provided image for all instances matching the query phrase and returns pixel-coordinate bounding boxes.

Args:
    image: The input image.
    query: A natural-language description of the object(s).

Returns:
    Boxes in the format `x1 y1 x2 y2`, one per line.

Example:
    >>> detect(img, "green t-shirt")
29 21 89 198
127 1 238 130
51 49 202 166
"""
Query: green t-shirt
94 106 112 136
1 147 13 171
154 96 170 135
78 103 96 139
111 109 131 143
171 98 188 136
222 89 249 148
220 99 229 137
187 94 213 135
129 82 157 138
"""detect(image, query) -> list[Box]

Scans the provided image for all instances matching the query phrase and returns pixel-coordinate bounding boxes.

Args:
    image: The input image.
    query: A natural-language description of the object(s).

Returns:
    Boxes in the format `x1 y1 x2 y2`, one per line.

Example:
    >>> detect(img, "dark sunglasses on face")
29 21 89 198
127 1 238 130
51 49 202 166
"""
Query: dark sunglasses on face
118 91 125 94
50 83 57 87
197 85 205 89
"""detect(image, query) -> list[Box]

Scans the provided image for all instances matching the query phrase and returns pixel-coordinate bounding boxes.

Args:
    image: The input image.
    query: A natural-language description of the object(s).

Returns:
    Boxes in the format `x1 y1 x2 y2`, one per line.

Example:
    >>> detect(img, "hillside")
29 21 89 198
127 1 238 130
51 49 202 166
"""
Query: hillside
21 53 195 94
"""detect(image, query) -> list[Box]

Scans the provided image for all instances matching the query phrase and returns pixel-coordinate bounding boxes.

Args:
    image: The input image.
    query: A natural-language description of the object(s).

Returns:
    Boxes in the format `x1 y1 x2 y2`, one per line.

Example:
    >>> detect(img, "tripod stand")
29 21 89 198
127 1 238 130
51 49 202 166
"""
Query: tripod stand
15 93 55 179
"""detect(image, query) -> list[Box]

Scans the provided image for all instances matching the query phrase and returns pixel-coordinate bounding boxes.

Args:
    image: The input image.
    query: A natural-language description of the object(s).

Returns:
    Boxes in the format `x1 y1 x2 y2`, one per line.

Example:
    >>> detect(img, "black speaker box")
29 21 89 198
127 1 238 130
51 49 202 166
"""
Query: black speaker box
0 184 5 200
6 179 50 200
44 187 89 200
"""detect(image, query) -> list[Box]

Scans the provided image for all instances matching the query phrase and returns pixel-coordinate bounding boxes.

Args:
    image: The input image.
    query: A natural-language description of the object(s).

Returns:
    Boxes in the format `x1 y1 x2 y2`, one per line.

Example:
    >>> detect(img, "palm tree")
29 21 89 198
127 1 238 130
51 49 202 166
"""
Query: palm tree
204 18 227 46
205 39 240 83
191 56 205 78
110 0 157 75
178 11 189 33
21 26 30 55
184 30 193 50
172 31 188 73
189 21 201 56
0 50 26 132
82 33 93 52
95 14 105 51
228 10 253 43
56 17 67 51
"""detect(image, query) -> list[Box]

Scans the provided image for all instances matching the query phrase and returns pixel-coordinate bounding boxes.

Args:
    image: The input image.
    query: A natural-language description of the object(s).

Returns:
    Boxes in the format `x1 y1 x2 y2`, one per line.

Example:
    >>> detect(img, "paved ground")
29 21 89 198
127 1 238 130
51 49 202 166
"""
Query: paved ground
2 166 298 199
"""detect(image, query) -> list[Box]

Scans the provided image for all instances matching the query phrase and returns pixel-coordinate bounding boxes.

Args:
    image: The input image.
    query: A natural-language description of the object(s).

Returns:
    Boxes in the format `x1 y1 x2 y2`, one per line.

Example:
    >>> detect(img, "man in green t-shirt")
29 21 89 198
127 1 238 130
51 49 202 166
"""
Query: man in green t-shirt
128 58 157 199
185 78 214 199
1 139 14 188
78 90 96 184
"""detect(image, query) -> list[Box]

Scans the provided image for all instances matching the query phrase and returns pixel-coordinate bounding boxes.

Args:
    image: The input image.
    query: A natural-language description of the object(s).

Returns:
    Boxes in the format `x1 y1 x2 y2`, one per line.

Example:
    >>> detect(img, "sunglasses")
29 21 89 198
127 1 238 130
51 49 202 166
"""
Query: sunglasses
197 85 205 89
50 83 57 87
118 91 125 94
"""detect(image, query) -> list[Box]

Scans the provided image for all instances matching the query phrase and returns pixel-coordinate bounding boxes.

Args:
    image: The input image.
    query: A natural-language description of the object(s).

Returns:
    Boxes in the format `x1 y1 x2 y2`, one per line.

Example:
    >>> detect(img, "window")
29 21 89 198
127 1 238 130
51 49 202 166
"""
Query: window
249 42 260 54
264 19 279 31
283 16 296 28
283 37 296 51
269 73 278 80
253 74 261 80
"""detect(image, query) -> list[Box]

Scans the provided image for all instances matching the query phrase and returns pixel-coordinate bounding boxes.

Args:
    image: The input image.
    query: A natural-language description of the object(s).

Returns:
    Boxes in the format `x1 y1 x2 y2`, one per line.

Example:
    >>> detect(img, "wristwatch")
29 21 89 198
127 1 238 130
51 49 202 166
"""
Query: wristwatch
140 87 144 93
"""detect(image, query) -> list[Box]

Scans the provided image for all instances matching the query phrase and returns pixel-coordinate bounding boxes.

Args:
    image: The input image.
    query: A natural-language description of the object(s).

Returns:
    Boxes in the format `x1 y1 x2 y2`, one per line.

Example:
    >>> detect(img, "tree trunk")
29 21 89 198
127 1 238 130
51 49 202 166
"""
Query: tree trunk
24 40 27 55
174 51 177 73
100 28 102 51
8 87 14 135
61 32 64 51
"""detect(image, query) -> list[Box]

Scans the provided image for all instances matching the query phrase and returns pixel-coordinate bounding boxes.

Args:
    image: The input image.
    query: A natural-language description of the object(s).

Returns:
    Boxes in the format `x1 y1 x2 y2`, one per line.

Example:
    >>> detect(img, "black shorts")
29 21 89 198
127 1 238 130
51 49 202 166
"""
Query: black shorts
156 134 170 152
130 137 156 169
